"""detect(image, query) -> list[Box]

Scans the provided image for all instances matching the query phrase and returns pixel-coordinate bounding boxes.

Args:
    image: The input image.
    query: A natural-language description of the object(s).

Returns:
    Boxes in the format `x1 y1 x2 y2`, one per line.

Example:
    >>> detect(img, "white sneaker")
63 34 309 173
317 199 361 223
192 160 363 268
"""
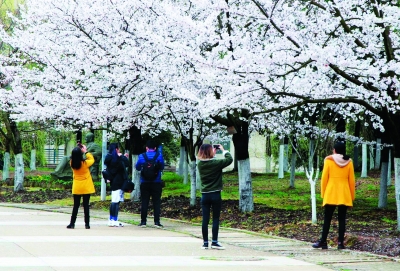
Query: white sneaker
112 220 124 227
108 220 114 227
211 242 225 250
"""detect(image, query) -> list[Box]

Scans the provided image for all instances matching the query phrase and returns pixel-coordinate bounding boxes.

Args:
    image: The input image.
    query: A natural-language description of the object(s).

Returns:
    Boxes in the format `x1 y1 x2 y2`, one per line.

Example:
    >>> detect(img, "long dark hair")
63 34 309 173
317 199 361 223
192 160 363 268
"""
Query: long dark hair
70 147 84 169
108 142 119 162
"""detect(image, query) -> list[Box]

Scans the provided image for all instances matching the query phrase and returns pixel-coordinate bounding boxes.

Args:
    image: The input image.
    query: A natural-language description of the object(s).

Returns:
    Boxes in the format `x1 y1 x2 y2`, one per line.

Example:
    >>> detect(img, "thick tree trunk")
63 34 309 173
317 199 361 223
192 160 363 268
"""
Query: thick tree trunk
189 161 197 207
283 137 289 172
183 158 189 185
2 152 10 180
238 159 253 212
30 149 36 171
361 144 368 177
14 153 24 192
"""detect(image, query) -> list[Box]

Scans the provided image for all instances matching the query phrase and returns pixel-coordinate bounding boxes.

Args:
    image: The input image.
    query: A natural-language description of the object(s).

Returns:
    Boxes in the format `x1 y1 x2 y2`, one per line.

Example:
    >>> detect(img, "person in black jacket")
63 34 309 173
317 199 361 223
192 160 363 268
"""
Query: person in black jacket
104 143 129 227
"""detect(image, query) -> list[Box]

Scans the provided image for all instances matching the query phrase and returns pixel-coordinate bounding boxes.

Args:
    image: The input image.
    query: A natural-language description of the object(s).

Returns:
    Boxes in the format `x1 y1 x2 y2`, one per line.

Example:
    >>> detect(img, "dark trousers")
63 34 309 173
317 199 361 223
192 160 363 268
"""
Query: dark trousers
321 204 348 243
140 182 162 224
71 194 90 224
201 191 222 243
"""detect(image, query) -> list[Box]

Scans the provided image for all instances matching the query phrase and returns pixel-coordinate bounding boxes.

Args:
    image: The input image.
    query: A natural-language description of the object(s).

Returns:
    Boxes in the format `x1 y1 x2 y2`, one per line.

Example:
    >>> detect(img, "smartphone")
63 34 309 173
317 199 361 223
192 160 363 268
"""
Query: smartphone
77 142 83 148
213 144 220 149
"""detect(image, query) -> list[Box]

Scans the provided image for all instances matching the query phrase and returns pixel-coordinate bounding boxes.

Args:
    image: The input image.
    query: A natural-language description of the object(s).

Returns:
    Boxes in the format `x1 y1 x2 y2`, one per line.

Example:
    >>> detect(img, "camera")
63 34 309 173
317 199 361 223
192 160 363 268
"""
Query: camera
213 144 220 149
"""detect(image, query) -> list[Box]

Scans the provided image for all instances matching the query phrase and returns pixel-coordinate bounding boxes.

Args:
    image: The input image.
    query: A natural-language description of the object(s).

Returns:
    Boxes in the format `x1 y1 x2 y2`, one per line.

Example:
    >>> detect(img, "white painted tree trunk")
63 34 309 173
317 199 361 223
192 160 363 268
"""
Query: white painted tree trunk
265 155 272 173
278 144 284 178
378 162 388 208
178 146 185 176
283 143 289 172
369 145 374 170
387 149 392 186
14 153 24 192
238 158 254 212
375 139 381 170
101 130 107 201
394 158 400 231
305 165 319 224
361 144 368 177
189 161 197 207
2 152 10 180
130 154 141 202
30 149 36 171
289 152 296 188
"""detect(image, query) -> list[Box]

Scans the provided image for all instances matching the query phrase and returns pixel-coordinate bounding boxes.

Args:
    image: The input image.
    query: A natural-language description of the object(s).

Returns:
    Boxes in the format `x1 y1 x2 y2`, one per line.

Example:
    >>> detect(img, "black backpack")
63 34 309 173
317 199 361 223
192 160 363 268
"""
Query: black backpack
141 152 160 181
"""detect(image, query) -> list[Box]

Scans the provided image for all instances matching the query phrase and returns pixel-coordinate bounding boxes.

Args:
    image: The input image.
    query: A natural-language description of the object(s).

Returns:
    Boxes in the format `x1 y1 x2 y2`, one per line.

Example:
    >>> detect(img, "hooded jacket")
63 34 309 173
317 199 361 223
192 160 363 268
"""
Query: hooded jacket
320 154 355 207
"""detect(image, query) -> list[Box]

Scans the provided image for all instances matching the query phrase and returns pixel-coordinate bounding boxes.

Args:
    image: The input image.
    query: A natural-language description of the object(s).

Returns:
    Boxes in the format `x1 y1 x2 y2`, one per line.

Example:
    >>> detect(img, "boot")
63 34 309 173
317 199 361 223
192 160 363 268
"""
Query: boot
67 215 76 229
84 215 90 229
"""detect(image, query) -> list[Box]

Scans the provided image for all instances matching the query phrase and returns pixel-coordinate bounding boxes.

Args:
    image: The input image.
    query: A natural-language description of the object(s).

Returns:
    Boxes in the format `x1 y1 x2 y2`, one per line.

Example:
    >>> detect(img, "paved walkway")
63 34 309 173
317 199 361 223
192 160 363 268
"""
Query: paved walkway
0 203 399 271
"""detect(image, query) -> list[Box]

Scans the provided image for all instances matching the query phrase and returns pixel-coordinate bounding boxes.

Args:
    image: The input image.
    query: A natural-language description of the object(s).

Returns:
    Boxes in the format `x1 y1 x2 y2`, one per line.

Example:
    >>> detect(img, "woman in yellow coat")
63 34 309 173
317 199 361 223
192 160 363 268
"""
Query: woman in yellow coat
66 144 95 229
312 141 355 250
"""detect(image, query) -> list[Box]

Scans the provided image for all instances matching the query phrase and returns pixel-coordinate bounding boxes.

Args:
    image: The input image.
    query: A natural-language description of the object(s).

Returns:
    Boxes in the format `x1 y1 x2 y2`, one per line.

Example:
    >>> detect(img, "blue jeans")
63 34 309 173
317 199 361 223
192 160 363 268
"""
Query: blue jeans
201 191 222 243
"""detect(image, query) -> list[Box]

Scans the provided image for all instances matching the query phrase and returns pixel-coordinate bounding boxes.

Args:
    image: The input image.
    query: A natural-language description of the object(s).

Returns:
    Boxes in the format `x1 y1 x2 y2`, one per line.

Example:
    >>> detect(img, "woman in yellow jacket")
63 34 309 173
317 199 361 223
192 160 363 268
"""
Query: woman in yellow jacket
66 144 95 229
312 141 355 250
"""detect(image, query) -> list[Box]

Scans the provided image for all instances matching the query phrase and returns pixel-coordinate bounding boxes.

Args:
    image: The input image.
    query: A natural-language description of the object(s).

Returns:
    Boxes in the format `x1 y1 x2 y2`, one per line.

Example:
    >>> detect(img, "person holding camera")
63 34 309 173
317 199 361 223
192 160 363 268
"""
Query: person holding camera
197 143 233 250
135 140 165 228
67 144 95 229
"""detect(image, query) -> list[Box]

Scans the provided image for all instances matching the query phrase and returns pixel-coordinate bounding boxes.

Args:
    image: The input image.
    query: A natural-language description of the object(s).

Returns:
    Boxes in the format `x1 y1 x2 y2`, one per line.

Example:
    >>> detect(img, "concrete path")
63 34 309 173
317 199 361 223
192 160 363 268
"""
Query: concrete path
0 203 399 271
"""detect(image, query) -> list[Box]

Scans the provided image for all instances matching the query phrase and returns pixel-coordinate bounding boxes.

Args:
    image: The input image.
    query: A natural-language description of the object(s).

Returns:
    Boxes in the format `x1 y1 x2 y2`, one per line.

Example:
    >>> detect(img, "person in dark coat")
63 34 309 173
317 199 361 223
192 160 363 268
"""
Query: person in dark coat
104 142 129 227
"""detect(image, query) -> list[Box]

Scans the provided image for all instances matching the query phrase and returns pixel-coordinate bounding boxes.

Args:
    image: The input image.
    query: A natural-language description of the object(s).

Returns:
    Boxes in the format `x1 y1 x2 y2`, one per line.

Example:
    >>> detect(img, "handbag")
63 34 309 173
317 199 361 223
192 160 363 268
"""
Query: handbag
121 159 135 193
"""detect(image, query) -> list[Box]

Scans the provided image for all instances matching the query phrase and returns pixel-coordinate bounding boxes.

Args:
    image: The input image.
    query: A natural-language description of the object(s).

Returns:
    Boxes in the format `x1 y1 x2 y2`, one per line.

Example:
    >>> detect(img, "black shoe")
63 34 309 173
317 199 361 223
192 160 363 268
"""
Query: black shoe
85 224 90 229
154 223 163 228
312 240 328 249
338 242 345 249
66 224 75 229
211 242 225 250
138 222 146 228
201 243 209 250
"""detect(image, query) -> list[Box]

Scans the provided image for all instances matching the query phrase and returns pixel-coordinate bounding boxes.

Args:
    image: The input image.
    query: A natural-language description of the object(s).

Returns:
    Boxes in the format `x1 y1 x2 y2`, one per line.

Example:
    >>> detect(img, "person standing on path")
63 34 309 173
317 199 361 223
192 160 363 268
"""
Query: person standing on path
135 140 165 228
312 141 355 250
104 143 129 227
197 143 233 250
67 144 95 229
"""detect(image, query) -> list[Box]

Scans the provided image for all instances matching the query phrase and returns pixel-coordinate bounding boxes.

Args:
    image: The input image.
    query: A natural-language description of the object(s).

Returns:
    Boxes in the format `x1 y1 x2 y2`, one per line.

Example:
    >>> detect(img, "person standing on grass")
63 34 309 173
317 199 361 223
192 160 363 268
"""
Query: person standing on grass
67 144 95 229
312 141 355 250
135 140 165 228
197 143 233 250
104 142 129 227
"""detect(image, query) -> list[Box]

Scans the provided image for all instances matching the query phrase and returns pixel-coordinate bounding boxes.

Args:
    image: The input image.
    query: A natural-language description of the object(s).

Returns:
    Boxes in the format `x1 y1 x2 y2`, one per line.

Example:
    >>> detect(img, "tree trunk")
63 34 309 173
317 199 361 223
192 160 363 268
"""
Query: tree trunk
189 161 197 207
14 153 24 192
394 158 400 231
369 145 374 170
310 178 317 224
387 149 392 186
375 138 381 170
378 162 388 209
183 158 189 185
353 120 361 171
2 152 10 180
178 139 185 176
30 149 36 171
361 144 368 178
289 152 296 188
238 158 253 212
130 154 141 202
308 139 315 172
283 137 289 172
278 143 284 179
